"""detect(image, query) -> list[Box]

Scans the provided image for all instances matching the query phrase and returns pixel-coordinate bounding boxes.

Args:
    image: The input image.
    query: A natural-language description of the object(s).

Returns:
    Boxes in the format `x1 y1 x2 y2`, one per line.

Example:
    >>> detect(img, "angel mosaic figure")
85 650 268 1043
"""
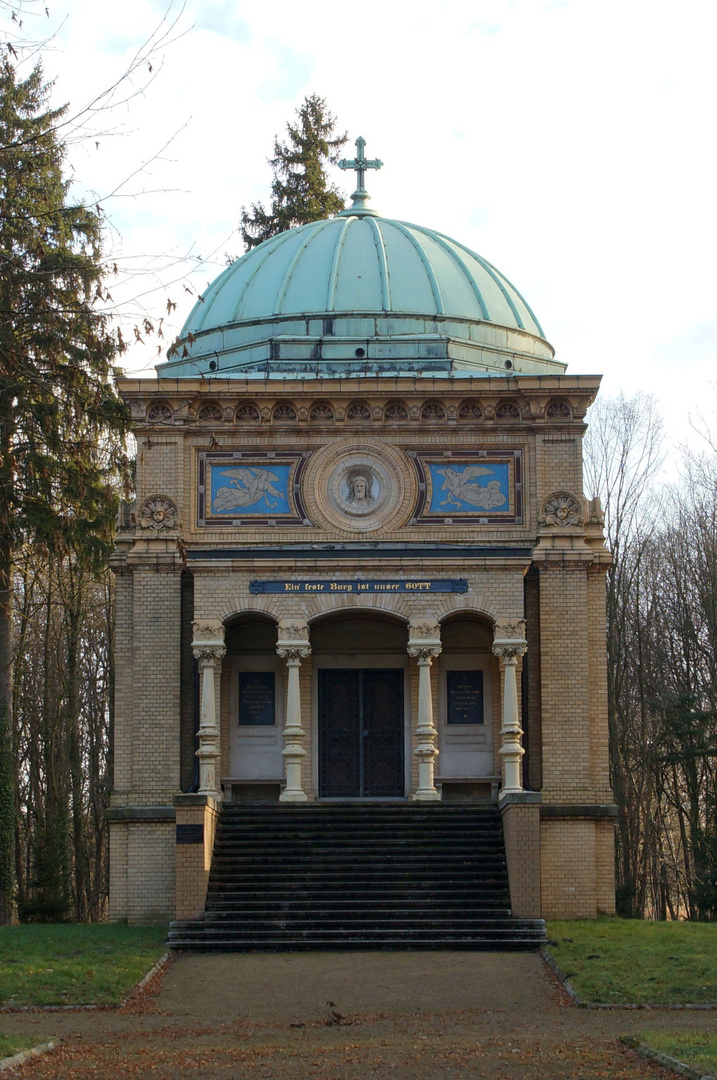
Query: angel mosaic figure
437 466 507 510
212 467 284 512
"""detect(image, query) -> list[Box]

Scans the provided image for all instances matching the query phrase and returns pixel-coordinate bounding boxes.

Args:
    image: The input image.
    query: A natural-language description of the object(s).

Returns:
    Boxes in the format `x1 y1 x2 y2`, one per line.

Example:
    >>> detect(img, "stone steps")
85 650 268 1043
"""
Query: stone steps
168 803 545 951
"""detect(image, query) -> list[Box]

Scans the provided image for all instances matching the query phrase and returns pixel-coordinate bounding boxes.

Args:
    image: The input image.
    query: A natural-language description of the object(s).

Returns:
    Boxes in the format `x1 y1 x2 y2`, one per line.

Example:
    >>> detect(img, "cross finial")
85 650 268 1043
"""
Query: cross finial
338 136 383 214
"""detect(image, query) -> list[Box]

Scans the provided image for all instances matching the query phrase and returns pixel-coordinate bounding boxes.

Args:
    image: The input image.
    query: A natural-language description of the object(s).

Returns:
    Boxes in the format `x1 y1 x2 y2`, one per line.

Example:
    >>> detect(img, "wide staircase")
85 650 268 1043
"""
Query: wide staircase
167 803 546 951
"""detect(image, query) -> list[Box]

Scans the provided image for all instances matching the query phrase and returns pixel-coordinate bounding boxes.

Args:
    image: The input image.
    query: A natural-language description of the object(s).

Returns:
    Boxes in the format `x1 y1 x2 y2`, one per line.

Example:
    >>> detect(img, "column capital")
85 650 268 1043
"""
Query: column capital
492 642 527 663
192 619 226 663
277 618 311 660
492 619 527 661
408 618 441 662
193 644 226 664
408 645 441 663
277 646 311 663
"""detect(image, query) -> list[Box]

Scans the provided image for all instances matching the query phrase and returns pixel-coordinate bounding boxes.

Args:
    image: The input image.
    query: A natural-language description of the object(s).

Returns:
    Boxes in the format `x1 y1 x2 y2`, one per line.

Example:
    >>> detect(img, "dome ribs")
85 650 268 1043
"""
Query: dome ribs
366 215 391 312
230 228 298 324
389 220 445 315
410 223 490 322
275 219 335 315
326 216 352 312
434 232 526 330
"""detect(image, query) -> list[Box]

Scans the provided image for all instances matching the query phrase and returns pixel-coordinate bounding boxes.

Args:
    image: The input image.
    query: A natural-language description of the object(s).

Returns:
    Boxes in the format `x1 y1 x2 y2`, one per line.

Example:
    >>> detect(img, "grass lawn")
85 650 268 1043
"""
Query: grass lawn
546 918 717 1005
634 1031 717 1077
0 924 167 1007
0 1034 41 1058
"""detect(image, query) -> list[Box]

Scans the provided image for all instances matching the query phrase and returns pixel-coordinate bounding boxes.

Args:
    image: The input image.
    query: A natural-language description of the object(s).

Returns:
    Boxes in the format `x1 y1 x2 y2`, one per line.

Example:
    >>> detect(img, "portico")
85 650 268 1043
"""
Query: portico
187 601 526 807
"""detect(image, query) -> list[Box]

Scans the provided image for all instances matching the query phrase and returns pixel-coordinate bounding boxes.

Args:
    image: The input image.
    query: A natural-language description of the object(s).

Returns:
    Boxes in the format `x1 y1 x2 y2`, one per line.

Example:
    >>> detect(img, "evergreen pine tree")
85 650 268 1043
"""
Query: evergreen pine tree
0 60 130 922
240 94 347 249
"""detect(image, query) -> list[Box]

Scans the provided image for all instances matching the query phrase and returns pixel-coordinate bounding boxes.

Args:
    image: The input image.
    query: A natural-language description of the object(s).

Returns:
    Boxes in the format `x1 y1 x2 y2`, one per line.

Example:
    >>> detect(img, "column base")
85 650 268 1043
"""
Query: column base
412 789 441 802
279 790 309 803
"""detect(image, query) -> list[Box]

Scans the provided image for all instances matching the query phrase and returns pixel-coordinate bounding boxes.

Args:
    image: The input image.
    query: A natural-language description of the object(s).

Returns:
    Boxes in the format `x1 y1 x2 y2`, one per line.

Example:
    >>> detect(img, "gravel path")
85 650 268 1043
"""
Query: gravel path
3 951 716 1079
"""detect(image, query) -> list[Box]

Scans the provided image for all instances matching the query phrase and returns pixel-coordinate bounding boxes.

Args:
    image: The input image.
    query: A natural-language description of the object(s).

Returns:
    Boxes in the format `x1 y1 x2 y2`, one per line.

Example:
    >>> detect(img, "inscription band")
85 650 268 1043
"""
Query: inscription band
250 579 468 595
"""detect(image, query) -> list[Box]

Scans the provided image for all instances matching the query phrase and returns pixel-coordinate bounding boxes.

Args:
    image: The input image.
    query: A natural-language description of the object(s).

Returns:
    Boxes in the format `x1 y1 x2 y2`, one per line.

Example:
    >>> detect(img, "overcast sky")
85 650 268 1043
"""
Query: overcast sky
8 0 717 459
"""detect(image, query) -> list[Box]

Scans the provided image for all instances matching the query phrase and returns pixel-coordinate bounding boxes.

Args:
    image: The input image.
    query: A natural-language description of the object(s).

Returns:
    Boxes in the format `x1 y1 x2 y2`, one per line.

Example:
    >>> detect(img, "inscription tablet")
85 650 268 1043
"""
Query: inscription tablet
446 670 484 725
238 672 276 726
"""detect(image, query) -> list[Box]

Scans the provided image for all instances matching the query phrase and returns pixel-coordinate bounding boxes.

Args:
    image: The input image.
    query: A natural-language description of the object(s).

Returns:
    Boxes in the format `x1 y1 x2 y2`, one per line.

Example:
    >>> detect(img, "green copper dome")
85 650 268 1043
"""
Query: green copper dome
158 210 564 379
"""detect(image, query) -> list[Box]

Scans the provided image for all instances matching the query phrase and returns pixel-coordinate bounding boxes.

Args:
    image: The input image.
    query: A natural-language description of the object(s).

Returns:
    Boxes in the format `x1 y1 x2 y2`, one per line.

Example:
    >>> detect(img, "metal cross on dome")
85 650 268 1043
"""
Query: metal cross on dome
338 136 383 212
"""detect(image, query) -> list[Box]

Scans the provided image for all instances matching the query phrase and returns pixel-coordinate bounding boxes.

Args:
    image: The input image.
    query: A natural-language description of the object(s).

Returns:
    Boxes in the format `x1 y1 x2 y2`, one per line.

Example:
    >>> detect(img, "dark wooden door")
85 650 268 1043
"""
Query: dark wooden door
318 669 404 797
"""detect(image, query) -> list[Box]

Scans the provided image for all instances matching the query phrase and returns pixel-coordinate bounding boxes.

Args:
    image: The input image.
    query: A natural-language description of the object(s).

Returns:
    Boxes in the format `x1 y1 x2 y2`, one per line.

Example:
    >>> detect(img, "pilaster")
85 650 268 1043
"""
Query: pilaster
118 533 184 806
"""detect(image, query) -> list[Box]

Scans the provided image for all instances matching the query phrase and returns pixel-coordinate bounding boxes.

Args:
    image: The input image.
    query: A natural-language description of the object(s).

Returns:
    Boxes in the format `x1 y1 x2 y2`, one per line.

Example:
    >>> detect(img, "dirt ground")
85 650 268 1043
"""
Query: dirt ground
2 951 716 1079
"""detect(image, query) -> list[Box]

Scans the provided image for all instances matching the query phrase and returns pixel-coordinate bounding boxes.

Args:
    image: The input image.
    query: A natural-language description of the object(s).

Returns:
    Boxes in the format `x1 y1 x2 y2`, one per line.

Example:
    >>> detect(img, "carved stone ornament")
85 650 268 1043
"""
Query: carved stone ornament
277 645 311 662
584 495 605 528
193 645 226 663
277 619 310 640
494 619 526 642
409 619 441 640
191 619 225 660
302 440 410 534
539 491 584 528
493 619 527 661
492 640 527 661
337 466 381 517
192 619 225 644
276 619 311 661
408 643 442 661
137 494 179 531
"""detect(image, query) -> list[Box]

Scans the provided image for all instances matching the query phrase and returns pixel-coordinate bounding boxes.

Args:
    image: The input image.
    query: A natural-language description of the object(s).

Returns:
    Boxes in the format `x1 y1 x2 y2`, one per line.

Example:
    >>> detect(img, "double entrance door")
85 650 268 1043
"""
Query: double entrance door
318 669 404 798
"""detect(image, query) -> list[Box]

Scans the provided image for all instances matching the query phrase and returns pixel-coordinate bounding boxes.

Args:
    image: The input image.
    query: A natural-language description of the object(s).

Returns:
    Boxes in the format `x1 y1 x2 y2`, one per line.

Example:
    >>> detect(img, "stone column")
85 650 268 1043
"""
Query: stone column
492 621 528 795
408 620 442 802
191 620 226 798
276 619 311 803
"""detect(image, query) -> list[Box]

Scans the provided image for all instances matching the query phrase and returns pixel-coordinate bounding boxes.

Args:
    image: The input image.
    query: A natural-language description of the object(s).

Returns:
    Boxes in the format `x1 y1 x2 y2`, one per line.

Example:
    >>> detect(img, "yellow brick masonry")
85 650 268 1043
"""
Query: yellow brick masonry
124 374 602 549
174 799 220 921
110 373 615 922
538 565 593 802
501 800 541 918
533 552 615 916
128 568 182 801
109 818 175 925
108 541 184 922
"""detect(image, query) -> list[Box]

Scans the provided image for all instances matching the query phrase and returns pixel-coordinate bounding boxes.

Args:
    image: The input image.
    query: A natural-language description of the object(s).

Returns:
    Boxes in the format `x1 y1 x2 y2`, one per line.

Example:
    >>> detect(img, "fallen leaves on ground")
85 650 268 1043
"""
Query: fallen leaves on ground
12 1025 679 1080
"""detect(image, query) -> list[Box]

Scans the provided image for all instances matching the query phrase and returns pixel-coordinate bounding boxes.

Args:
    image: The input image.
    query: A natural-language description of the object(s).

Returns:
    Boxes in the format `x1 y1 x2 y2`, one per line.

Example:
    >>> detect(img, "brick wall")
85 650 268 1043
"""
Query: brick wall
112 374 614 922
501 797 541 917
175 797 220 920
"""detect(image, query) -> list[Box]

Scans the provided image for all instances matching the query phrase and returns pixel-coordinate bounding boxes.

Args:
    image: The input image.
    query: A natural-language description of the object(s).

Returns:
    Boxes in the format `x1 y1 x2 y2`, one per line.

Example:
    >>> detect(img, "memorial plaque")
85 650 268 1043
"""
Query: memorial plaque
446 670 484 725
176 823 204 844
238 672 276 726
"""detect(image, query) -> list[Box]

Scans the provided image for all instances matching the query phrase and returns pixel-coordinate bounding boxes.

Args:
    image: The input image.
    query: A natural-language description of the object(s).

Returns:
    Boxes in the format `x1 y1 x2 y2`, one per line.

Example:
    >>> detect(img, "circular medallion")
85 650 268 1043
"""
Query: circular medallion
303 441 412 533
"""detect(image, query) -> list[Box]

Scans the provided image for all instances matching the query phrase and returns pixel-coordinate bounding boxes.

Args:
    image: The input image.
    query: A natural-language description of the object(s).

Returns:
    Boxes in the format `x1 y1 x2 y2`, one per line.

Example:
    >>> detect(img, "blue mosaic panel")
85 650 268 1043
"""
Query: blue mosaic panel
427 462 511 514
209 463 291 516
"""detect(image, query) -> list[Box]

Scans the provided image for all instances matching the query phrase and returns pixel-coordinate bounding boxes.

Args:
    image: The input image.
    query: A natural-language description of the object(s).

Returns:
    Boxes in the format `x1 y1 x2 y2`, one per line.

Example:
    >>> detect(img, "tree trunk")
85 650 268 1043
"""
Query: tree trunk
0 422 16 923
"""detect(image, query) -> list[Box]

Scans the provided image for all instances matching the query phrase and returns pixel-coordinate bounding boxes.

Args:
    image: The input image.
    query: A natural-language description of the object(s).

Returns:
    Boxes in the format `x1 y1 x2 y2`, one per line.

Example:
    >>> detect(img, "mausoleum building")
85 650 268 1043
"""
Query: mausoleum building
108 144 616 939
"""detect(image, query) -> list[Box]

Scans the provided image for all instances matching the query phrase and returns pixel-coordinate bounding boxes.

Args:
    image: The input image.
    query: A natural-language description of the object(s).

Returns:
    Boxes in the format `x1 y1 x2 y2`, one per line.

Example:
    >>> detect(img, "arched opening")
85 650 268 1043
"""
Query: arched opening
310 611 409 799
222 613 282 801
437 613 499 802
